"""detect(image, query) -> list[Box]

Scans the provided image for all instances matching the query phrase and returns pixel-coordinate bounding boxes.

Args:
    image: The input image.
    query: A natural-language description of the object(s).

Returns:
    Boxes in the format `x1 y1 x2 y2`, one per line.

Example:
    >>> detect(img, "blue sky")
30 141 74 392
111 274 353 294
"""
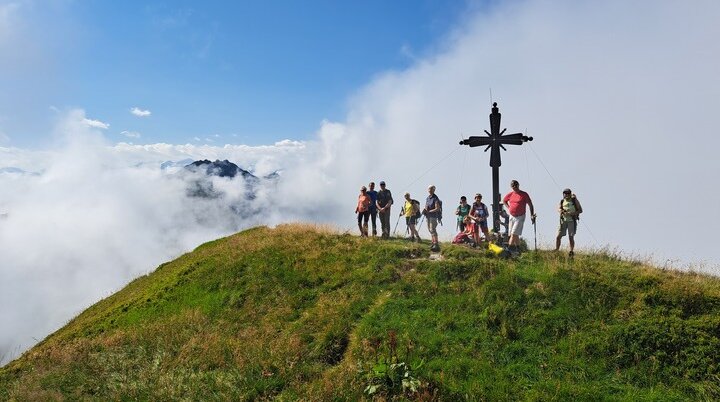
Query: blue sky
1 0 473 147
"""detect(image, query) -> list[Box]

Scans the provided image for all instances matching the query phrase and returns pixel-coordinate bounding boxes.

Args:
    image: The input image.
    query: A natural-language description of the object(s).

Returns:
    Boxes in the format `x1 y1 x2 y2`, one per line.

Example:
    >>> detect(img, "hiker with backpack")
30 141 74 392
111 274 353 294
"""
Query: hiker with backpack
470 193 491 245
401 192 421 242
367 182 379 237
376 181 394 239
555 188 583 257
423 185 442 252
455 196 471 232
355 186 371 237
503 180 536 254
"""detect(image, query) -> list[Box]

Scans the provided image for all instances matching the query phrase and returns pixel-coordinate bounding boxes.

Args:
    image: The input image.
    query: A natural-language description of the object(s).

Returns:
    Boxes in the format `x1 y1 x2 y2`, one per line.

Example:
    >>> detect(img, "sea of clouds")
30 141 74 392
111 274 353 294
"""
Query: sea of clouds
2 0 720 365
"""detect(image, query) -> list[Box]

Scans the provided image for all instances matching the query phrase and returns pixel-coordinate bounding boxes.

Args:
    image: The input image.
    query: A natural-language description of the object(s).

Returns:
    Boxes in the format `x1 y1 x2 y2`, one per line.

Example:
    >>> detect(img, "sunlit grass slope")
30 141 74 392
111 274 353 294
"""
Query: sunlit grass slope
2 224 720 401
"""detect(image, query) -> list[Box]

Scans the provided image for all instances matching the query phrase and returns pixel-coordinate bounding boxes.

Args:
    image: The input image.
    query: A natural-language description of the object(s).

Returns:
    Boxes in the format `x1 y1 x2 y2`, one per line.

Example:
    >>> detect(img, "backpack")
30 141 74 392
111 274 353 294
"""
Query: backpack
559 195 582 221
423 194 443 224
411 199 422 219
434 196 443 225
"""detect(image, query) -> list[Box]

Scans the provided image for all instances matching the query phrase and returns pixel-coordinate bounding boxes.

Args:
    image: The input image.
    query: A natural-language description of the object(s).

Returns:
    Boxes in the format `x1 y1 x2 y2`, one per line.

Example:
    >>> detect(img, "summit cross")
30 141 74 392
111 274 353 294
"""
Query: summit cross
459 102 533 234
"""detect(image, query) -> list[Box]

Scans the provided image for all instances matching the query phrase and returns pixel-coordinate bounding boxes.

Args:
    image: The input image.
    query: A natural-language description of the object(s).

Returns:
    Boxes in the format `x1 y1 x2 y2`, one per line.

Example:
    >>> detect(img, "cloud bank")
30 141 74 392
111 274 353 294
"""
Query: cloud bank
0 110 310 365
2 0 720 365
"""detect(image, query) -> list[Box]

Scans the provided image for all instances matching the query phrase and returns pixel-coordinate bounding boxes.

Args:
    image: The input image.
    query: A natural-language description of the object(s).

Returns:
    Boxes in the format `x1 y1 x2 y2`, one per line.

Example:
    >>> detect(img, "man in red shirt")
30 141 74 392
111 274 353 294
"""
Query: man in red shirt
503 180 536 252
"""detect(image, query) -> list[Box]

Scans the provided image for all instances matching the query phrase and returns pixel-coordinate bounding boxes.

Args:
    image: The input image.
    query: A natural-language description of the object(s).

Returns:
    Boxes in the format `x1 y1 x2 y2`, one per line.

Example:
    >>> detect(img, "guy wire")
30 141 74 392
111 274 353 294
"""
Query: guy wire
458 132 468 196
401 146 461 192
527 142 599 244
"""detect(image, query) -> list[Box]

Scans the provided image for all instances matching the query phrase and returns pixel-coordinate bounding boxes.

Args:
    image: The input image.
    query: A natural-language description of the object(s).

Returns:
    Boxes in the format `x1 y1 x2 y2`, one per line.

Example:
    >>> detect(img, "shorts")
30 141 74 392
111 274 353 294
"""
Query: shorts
406 216 417 225
508 214 526 236
557 219 577 237
427 217 438 236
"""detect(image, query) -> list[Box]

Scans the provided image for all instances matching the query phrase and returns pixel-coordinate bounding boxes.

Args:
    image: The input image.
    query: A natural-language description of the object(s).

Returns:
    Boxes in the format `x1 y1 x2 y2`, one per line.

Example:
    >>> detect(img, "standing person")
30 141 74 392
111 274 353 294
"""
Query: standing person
423 185 442 252
455 196 471 232
376 181 394 239
499 207 510 239
502 180 536 253
401 192 421 241
355 186 371 237
555 188 583 257
470 193 491 245
367 182 379 237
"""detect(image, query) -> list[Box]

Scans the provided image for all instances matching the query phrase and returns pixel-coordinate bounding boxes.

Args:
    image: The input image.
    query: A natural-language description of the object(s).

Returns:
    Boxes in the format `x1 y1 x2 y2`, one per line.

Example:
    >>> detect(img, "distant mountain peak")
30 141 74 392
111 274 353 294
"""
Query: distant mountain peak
184 159 257 179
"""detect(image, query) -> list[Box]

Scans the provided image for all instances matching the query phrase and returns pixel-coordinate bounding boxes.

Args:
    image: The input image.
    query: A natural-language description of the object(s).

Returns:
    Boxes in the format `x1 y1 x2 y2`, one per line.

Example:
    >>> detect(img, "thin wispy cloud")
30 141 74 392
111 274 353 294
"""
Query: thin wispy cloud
0 2 21 44
82 118 109 129
120 130 141 139
130 107 151 117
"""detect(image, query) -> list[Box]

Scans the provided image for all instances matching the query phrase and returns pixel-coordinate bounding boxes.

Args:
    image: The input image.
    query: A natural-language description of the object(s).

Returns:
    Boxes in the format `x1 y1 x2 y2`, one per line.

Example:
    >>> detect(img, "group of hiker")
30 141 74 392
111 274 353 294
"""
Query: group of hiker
356 179 583 256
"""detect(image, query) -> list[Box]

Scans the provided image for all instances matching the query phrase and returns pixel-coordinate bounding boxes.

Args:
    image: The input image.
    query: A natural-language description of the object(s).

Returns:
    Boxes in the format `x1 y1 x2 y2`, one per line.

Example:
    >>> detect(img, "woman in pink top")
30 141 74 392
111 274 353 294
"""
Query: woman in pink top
355 186 371 237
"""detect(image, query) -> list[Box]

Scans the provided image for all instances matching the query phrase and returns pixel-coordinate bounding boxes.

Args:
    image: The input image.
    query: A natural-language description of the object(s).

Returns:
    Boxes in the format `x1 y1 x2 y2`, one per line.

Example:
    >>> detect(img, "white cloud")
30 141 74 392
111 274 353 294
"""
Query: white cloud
120 130 141 139
130 107 151 117
82 118 109 129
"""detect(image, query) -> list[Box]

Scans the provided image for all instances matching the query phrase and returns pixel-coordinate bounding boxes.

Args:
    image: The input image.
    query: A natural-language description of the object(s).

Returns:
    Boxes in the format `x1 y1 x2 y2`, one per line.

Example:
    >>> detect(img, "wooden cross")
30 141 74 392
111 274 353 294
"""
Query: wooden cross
459 102 533 234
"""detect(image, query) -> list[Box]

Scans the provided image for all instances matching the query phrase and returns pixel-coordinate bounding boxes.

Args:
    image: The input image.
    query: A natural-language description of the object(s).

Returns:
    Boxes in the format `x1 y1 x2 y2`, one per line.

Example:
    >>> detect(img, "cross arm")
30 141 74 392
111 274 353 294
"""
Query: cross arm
498 133 533 145
459 136 492 147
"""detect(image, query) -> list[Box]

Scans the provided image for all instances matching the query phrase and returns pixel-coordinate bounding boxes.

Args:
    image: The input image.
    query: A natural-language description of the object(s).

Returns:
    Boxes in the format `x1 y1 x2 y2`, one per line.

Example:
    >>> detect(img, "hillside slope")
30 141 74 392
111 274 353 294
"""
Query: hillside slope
2 224 720 400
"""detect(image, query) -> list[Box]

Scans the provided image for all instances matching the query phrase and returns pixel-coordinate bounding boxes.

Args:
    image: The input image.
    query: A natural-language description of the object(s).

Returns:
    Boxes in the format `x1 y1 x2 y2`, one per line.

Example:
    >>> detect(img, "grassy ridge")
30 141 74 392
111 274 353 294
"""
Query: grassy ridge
1 224 720 400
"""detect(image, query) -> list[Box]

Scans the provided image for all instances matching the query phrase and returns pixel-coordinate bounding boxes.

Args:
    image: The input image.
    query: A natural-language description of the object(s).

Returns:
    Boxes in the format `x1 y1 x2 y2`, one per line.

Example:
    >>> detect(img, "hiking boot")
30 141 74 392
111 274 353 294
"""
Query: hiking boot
569 250 575 258
372 230 377 237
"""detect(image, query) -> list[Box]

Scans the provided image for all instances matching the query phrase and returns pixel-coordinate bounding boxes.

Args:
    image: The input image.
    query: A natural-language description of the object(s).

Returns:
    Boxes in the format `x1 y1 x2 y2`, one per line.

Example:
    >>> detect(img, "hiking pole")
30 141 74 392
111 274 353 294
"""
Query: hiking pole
533 216 537 251
392 213 402 236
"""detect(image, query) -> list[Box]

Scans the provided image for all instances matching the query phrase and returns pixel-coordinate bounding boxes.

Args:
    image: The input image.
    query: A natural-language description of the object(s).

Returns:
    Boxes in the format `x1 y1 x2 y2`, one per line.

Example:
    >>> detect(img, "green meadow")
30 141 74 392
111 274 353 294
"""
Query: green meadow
2 224 719 401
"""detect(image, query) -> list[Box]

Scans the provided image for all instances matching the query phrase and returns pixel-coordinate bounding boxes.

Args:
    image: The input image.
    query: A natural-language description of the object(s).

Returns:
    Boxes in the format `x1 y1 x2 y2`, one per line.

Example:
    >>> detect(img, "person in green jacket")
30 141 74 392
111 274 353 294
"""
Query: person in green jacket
455 196 471 232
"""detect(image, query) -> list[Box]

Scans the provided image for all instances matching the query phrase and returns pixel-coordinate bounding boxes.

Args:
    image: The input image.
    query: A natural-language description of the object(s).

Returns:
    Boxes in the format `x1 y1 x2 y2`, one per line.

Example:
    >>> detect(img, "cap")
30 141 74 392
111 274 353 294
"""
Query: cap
379 181 386 185
563 188 571 193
